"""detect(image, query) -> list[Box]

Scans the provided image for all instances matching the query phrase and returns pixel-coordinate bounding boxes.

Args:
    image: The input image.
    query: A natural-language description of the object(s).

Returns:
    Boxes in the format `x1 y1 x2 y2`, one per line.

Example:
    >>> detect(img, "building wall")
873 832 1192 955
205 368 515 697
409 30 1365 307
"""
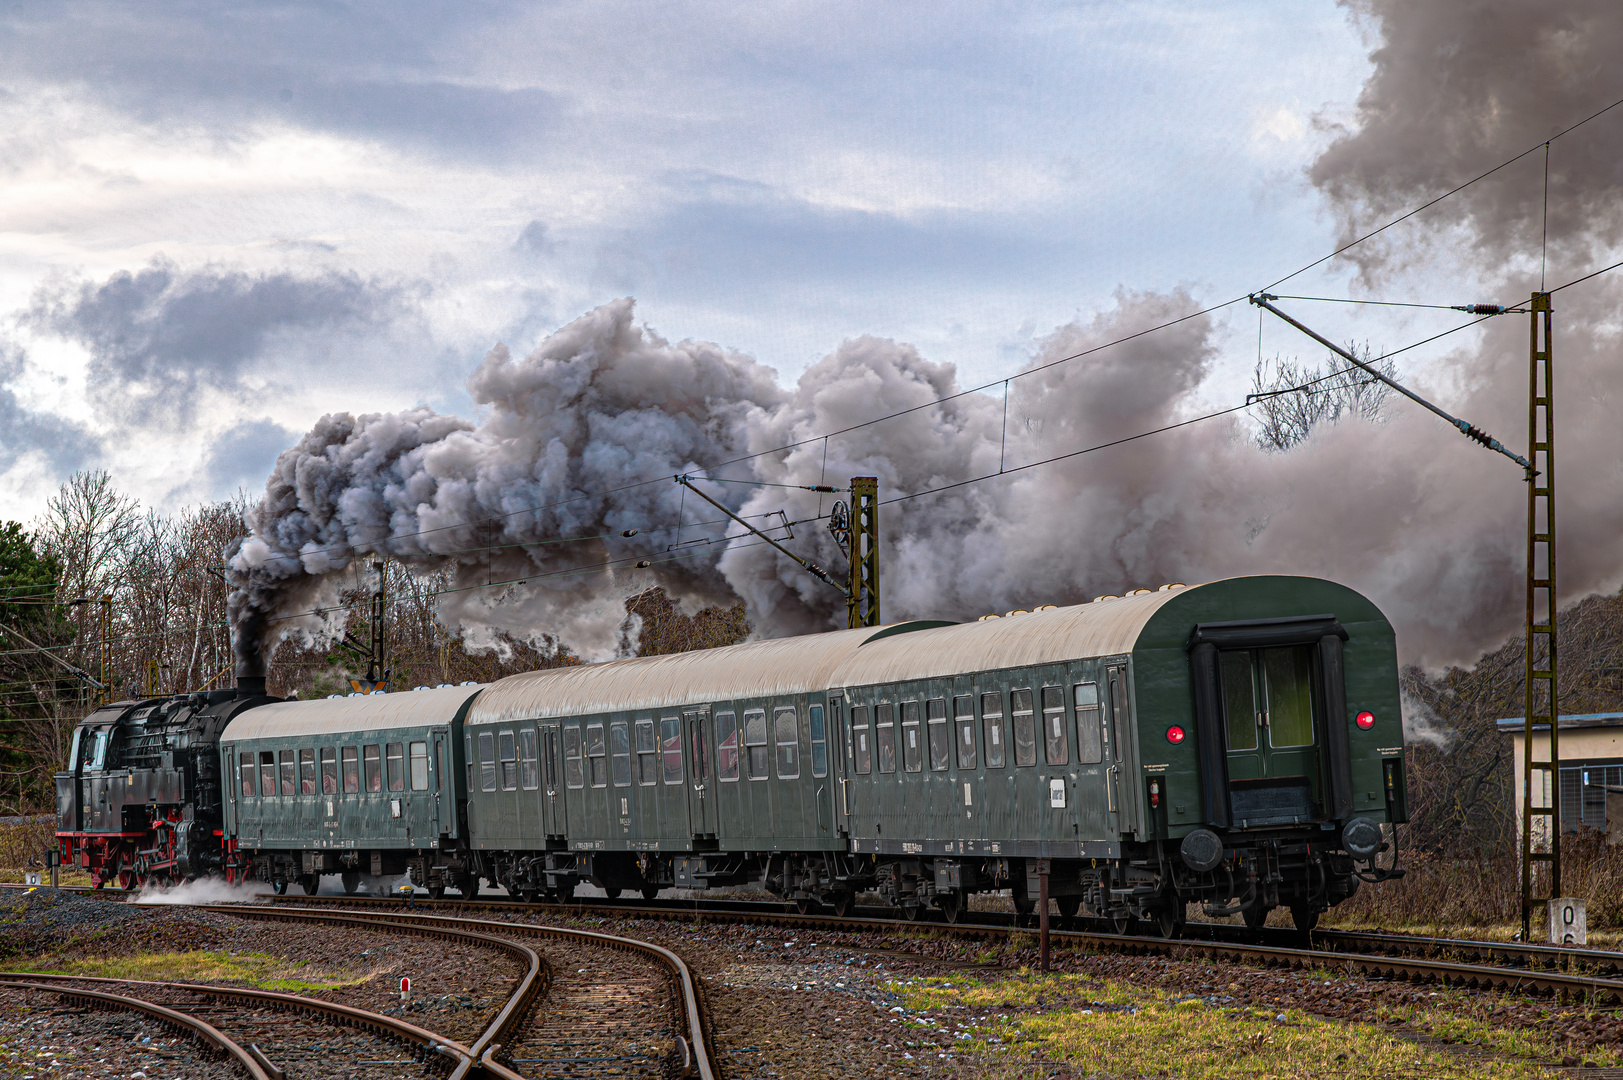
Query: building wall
1506 727 1623 848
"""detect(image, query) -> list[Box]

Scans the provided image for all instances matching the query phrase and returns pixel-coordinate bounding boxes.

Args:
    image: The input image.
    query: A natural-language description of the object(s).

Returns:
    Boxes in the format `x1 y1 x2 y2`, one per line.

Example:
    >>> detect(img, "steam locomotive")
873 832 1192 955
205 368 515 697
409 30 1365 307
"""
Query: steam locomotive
57 574 1407 931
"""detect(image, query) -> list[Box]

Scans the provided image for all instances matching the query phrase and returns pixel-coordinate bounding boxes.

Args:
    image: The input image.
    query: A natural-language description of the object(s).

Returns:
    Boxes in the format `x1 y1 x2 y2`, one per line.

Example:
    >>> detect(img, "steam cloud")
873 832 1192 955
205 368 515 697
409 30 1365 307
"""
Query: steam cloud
229 1 1623 673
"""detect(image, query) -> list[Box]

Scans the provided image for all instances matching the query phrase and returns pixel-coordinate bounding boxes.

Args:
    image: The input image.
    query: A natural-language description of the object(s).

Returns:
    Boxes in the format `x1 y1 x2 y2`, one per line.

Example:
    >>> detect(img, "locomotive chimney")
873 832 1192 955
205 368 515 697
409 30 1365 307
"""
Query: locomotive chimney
233 629 268 698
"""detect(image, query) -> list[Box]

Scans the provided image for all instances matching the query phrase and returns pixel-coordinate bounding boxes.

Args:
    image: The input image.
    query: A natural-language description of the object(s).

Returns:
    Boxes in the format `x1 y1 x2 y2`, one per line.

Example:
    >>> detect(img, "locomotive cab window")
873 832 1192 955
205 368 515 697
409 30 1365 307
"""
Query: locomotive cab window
661 717 683 784
564 726 585 789
1042 687 1068 765
586 724 608 787
743 709 769 780
809 704 828 778
927 698 949 771
1011 689 1037 767
716 711 740 781
260 751 277 796
901 701 923 773
850 705 872 775
953 696 976 769
636 719 658 785
774 706 799 779
477 733 497 792
299 749 316 795
519 729 539 790
342 746 360 793
320 748 338 794
875 704 897 774
981 693 1006 768
1074 683 1102 764
409 741 429 791
499 730 518 790
386 742 405 792
241 753 256 799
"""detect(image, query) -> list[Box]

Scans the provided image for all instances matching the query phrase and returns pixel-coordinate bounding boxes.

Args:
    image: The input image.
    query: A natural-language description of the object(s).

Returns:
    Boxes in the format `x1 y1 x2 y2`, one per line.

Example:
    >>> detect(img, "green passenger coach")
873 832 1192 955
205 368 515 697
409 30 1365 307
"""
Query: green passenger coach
459 575 1406 931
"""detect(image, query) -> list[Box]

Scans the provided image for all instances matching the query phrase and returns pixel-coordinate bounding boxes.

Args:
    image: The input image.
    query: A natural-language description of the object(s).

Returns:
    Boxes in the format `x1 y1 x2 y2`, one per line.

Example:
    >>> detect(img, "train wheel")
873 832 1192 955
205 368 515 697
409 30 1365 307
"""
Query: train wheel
117 870 137 891
937 890 962 924
641 885 660 901
556 881 575 903
901 902 921 922
792 897 819 915
1055 896 1081 924
1111 915 1138 936
830 891 854 918
272 880 289 895
427 885 446 900
341 870 360 895
1242 903 1269 930
459 878 479 900
603 886 622 900
1155 907 1184 939
1289 903 1319 932
300 874 319 896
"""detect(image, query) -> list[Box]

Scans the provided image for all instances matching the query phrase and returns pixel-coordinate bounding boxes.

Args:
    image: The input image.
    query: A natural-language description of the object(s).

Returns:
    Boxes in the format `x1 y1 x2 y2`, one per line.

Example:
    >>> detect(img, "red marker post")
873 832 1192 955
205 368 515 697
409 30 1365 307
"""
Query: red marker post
399 976 412 1002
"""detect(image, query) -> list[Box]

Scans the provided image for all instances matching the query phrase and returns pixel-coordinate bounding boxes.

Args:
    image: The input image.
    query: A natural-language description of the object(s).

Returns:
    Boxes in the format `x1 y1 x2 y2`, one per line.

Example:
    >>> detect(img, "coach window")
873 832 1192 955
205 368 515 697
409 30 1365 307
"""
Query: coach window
850 705 872 775
927 698 950 771
953 696 977 769
743 709 769 779
875 704 897 774
410 741 430 791
661 717 683 784
901 702 923 773
519 729 539 790
241 753 256 799
260 751 277 796
564 725 585 789
298 749 316 795
774 706 800 779
586 724 608 787
1074 684 1103 763
715 712 740 781
279 750 296 796
636 719 658 785
364 744 383 792
476 732 498 791
321 748 338 794
386 742 405 792
981 693 1006 768
1011 690 1037 767
1042 687 1069 765
499 730 518 790
809 704 828 778
342 746 360 793
610 721 632 787
1220 652 1259 753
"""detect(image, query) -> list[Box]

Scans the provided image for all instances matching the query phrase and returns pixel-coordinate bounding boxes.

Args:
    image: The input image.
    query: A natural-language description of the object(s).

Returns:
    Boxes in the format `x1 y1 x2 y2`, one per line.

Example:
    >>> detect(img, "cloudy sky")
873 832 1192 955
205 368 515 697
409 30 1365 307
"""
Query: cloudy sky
0 0 1394 518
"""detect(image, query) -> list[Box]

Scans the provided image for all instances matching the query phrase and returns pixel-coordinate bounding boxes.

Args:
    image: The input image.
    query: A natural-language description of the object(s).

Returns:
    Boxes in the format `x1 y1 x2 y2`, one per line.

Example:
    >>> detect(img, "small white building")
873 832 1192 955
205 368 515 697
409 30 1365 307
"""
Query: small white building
1499 712 1623 845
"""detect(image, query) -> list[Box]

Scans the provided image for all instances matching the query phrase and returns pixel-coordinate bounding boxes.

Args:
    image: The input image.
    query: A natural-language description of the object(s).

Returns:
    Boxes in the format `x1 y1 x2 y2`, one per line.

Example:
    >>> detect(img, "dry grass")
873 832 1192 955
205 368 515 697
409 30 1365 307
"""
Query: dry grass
10 949 386 992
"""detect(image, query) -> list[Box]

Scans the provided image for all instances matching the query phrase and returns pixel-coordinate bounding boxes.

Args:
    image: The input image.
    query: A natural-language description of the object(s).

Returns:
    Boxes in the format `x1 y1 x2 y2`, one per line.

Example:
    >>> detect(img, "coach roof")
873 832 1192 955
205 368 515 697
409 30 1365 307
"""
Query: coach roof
466 586 1194 726
222 683 485 742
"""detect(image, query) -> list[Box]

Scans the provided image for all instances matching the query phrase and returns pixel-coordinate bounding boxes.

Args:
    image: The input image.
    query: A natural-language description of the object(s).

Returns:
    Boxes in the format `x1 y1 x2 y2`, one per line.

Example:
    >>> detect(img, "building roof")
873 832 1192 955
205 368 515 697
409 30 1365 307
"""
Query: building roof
466 585 1194 727
1496 712 1623 733
221 683 485 742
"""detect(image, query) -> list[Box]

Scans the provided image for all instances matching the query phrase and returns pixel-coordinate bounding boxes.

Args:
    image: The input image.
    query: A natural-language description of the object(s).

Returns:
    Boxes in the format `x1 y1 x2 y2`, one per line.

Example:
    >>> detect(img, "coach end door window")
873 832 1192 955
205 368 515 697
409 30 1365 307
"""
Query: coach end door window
1221 645 1319 782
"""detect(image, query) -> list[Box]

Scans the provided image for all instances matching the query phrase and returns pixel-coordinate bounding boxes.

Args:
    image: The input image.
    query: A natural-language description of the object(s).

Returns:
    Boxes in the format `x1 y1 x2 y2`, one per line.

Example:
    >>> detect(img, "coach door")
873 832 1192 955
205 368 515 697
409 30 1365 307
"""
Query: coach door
1220 645 1321 825
431 732 448 837
541 725 567 839
685 709 716 838
828 696 851 837
1104 665 1134 837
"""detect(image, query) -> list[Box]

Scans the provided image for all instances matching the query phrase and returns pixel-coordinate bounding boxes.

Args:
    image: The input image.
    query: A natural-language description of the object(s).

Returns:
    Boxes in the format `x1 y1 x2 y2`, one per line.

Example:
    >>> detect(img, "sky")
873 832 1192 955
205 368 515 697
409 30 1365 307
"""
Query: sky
0 0 1377 516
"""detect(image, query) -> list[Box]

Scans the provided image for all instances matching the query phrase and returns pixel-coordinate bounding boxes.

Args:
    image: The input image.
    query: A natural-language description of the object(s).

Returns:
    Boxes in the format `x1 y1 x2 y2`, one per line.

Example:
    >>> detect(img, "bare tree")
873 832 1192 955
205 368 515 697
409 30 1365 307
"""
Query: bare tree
1250 343 1395 452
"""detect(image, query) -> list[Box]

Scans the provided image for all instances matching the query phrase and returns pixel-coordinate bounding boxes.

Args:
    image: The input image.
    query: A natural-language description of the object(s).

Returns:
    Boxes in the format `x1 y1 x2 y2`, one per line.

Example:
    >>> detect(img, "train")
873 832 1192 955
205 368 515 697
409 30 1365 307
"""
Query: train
55 574 1408 933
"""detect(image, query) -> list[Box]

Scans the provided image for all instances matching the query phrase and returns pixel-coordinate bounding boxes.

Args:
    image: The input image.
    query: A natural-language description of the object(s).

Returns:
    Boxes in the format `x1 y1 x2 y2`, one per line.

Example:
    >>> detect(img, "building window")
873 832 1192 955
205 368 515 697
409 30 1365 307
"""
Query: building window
564 725 584 789
716 712 740 781
1042 687 1069 765
927 698 950 771
954 696 976 769
386 742 405 792
611 721 632 787
320 747 338 794
1011 689 1037 767
743 709 769 780
661 717 683 784
409 741 429 791
851 705 872 775
279 750 296 796
1074 684 1102 763
809 704 828 778
876 704 897 774
586 724 607 787
240 753 256 799
499 730 518 791
477 733 496 792
981 693 1006 769
342 746 360 793
519 729 539 790
636 719 658 785
775 707 800 779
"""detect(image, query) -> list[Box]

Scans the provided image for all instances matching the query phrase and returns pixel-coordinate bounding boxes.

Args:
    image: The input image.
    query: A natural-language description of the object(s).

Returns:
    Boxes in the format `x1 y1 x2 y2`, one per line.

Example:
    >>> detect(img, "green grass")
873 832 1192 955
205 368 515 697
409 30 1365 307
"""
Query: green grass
892 969 1566 1079
6 949 383 991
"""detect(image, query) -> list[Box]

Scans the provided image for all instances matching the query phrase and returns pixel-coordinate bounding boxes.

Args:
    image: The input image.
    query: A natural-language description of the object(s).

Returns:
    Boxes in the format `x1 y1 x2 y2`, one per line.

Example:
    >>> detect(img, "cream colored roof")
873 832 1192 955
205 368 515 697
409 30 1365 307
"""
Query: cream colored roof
222 684 485 742
467 587 1192 726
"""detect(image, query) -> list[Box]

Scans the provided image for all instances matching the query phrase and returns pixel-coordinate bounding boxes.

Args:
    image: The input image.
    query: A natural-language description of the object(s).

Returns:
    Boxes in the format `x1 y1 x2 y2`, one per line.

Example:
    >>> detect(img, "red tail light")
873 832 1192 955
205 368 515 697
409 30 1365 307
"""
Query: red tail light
1355 711 1375 729
1166 726 1186 744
